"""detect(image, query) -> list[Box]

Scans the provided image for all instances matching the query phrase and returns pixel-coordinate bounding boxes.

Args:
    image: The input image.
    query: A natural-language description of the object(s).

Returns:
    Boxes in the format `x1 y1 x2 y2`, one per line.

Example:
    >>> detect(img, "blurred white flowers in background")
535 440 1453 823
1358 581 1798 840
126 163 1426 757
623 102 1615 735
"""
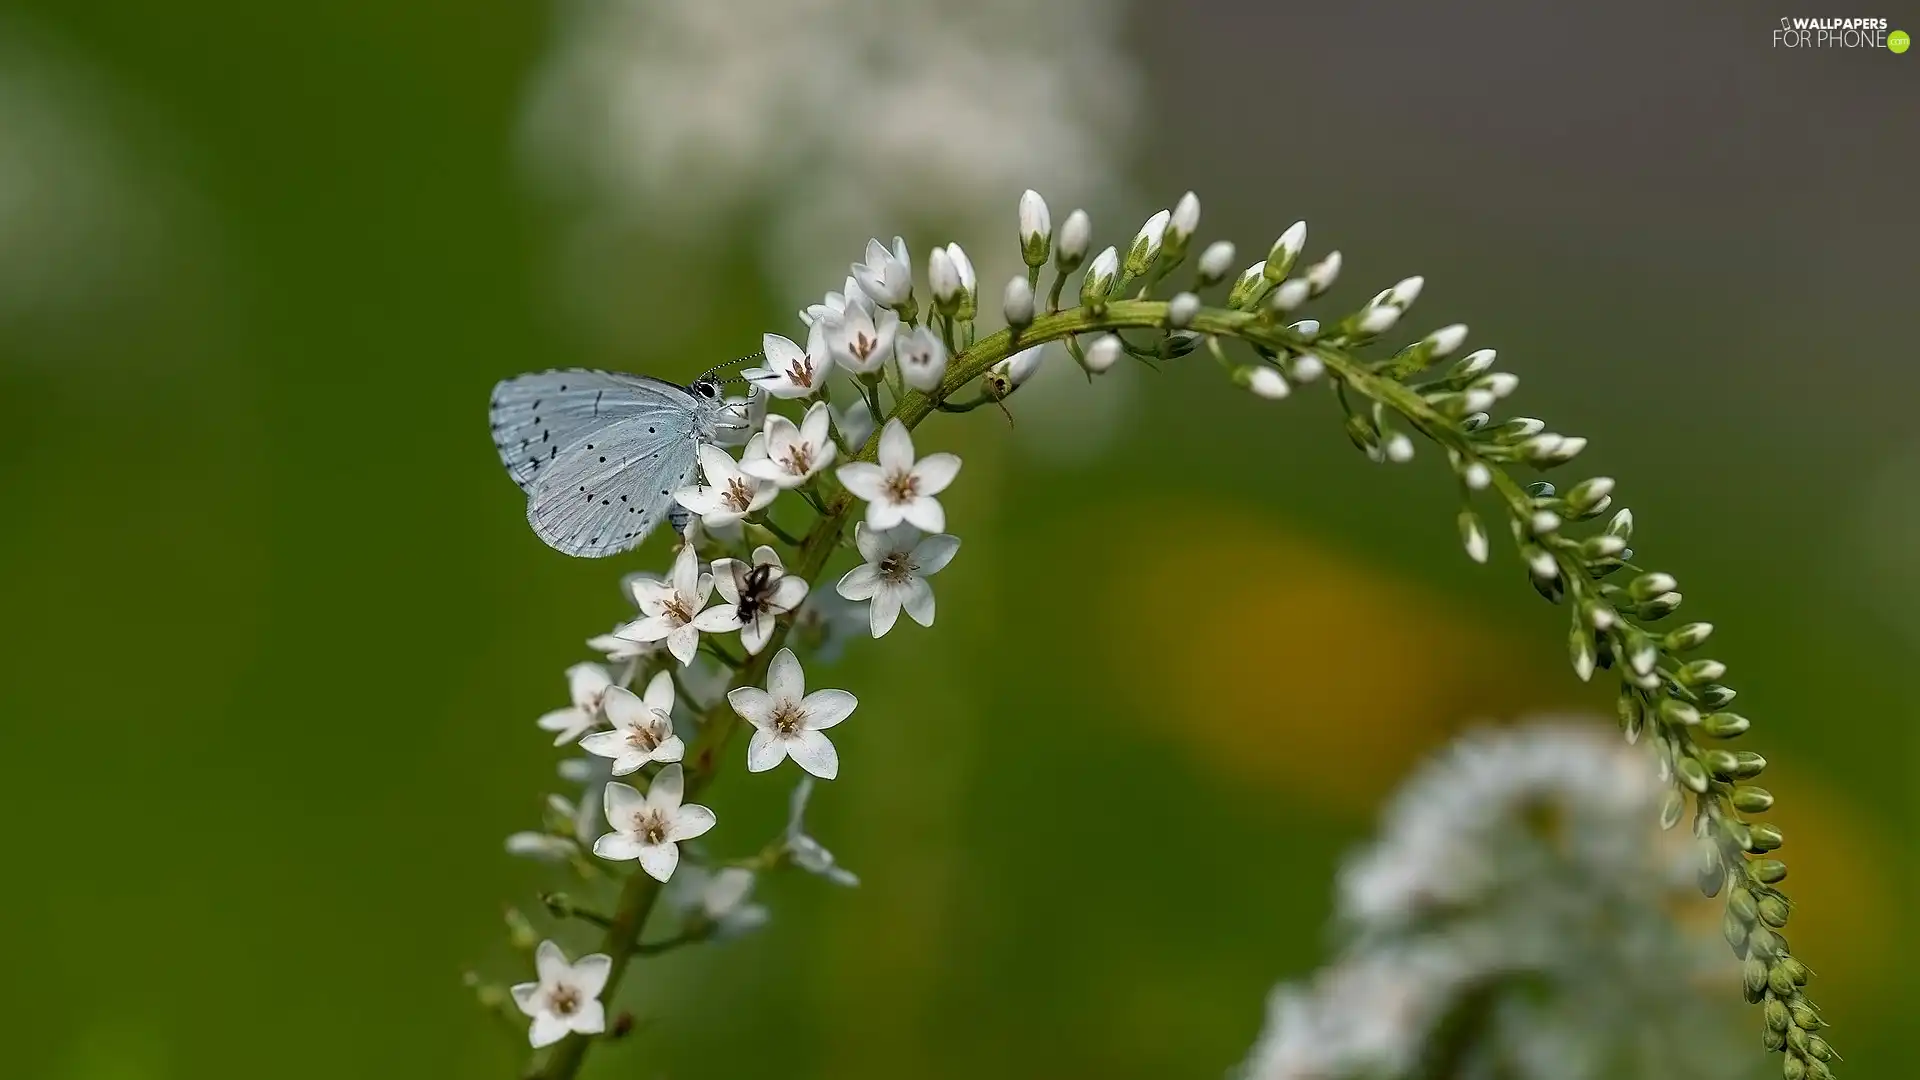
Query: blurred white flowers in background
517 0 1144 464
1239 720 1740 1080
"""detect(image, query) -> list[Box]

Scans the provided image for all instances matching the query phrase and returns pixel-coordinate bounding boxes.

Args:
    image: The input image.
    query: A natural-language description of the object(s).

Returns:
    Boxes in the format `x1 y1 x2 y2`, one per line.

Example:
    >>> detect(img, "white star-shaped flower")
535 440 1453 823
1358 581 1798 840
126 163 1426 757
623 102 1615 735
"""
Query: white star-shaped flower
511 940 610 1048
835 419 960 532
615 543 713 666
835 523 960 637
798 276 868 327
666 865 770 942
536 662 625 746
741 401 836 488
578 671 685 775
675 442 776 529
593 763 716 881
823 301 898 376
693 545 810 655
850 235 913 308
726 647 856 779
744 328 830 399
896 325 949 393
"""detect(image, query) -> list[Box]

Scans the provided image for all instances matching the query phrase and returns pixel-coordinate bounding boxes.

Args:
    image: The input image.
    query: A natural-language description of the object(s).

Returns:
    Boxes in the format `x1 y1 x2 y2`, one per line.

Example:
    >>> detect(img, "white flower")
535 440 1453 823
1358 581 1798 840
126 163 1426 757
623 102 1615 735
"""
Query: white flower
727 647 856 779
593 763 716 881
665 864 769 940
1305 249 1342 294
536 662 624 746
1003 275 1035 327
675 443 776 528
1196 239 1236 284
835 523 959 637
896 325 949 392
694 545 810 655
615 543 714 665
511 940 610 1048
833 394 877 449
1082 244 1119 297
850 236 913 308
578 672 685 775
835 419 960 532
744 329 829 399
784 776 858 886
823 302 898 376
946 243 975 296
740 401 836 488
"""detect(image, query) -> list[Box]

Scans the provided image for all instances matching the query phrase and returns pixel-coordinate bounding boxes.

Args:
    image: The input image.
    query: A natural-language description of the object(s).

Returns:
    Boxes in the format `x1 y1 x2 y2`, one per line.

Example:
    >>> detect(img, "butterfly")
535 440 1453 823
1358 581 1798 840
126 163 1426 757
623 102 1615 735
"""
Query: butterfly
489 367 743 558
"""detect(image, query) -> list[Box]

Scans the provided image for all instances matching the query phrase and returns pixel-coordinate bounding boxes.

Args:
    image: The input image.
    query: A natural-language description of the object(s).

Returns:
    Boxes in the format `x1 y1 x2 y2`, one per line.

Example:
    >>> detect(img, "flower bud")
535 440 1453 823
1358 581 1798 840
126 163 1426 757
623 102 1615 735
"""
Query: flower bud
896 325 948 393
1747 822 1784 852
1304 249 1342 294
1196 240 1236 285
1289 352 1325 382
1701 711 1750 738
1263 220 1307 282
1081 333 1121 374
1742 956 1770 1002
992 345 1044 389
1235 365 1290 400
1124 209 1171 279
1167 292 1200 329
1749 859 1789 884
1629 571 1678 601
1424 323 1468 359
1002 275 1035 329
1676 754 1710 793
1665 622 1715 651
1079 246 1119 307
929 246 962 308
1057 209 1091 270
1019 189 1051 267
1758 894 1791 928
1659 698 1701 726
1226 260 1267 308
1458 509 1489 564
1268 278 1310 312
1168 191 1200 251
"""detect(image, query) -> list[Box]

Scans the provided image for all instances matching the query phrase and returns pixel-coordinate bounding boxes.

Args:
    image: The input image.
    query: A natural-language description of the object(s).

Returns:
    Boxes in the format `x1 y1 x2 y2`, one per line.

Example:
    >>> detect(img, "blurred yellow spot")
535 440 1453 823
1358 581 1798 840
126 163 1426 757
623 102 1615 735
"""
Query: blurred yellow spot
1097 506 1560 814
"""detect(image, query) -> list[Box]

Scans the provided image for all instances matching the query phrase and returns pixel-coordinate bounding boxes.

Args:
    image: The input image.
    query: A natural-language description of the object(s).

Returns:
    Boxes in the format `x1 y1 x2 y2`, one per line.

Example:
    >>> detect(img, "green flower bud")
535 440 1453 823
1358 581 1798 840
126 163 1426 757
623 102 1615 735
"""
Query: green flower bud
1606 506 1635 540
1765 996 1791 1031
1769 961 1799 997
1705 749 1741 778
1724 907 1752 954
1763 1026 1786 1052
1777 956 1809 986
1664 622 1715 651
1787 1025 1811 1055
1782 1052 1806 1080
1637 591 1683 620
1660 698 1702 727
1676 754 1711 793
1676 658 1726 685
1790 1001 1823 1030
1629 571 1677 601
1750 859 1789 885
1748 926 1780 959
1731 751 1768 778
1658 787 1686 830
1742 956 1770 1002
1747 823 1784 852
1702 711 1750 738
1698 684 1738 708
1733 786 1775 813
1729 887 1759 923
1758 891 1789 926
1806 1036 1834 1062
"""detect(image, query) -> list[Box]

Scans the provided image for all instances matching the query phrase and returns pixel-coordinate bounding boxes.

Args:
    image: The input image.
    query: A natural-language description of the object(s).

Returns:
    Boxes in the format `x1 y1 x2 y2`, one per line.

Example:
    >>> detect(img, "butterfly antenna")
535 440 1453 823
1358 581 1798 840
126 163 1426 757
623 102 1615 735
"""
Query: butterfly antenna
700 351 765 383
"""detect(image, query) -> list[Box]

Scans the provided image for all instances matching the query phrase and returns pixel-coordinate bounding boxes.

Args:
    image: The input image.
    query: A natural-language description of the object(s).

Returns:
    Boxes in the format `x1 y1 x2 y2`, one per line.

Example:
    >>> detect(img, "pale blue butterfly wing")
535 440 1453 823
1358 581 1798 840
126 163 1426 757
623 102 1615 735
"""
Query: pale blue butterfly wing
492 369 722 558
490 369 682 492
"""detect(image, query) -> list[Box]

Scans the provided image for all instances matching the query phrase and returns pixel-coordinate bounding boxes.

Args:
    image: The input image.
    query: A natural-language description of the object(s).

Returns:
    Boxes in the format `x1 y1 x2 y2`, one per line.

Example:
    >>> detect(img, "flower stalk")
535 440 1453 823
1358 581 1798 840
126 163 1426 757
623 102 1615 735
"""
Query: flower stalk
500 197 1830 1080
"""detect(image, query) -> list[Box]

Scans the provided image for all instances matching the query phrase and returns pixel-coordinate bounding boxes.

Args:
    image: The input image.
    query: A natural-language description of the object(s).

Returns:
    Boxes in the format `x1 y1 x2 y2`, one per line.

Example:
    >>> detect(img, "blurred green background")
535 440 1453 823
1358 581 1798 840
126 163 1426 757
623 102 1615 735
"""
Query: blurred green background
2 1 1913 1077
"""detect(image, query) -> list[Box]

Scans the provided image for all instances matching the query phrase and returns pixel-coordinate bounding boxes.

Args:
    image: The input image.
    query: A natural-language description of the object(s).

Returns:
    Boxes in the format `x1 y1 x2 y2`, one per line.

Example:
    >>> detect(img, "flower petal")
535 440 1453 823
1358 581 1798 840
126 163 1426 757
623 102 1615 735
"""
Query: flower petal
801 688 857 730
869 584 903 637
739 614 773 655
836 462 885 501
529 1010 570 1048
570 953 612 998
693 604 743 633
877 419 913 472
535 939 570 983
708 559 744 605
728 686 773 726
901 577 936 627
603 781 645 824
577 730 626 759
911 533 960 575
787 730 839 779
599 685 645 728
836 564 880 601
768 647 805 700
641 670 675 715
509 982 542 1017
747 728 787 772
666 625 699 666
670 803 716 841
912 453 961 495
900 496 945 534
592 833 642 861
649 763 685 812
637 841 680 882
653 735 686 763
568 998 606 1037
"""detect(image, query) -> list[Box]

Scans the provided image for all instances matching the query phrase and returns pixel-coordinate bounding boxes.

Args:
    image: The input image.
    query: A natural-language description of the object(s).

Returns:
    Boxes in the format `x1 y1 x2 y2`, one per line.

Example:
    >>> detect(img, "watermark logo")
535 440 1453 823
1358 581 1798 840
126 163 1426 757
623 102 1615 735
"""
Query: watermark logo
1772 16 1906 49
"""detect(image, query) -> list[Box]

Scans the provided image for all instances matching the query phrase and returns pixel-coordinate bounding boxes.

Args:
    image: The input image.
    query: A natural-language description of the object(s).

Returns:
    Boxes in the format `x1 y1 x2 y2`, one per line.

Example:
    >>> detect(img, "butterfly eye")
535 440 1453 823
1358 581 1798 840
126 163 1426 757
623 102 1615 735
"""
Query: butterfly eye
695 381 717 398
